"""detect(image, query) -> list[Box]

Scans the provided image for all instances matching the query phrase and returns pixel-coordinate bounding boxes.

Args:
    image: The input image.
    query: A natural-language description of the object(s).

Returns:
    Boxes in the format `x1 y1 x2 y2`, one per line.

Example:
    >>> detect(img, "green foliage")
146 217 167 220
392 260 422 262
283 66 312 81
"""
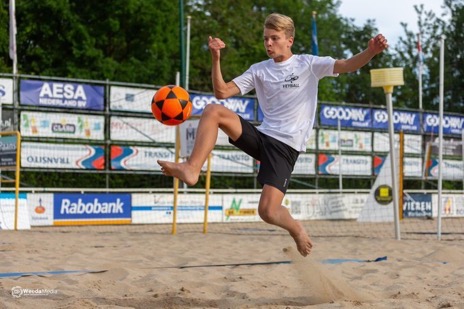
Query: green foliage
2 0 461 111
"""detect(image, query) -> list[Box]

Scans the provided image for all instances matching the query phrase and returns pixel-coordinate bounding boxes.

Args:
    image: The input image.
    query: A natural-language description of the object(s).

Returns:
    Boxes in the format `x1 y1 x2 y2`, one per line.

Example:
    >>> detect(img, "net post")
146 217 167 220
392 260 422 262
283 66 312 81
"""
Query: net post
399 131 404 220
203 153 212 234
171 126 181 235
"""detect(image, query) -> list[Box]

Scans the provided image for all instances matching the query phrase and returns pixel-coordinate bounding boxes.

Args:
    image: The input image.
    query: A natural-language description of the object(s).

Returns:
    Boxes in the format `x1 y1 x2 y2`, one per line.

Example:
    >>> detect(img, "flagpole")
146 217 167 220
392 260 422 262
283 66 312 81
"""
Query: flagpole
417 33 423 110
9 0 17 75
311 11 318 56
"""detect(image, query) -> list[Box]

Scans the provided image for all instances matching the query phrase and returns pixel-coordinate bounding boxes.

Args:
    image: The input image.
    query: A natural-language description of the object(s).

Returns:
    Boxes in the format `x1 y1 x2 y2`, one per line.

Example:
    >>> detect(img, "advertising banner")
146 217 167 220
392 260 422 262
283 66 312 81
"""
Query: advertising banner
53 193 131 225
374 156 422 177
20 79 104 111
318 129 372 152
22 142 104 169
318 154 371 176
319 104 371 128
372 109 420 133
293 153 316 175
0 134 17 167
426 159 463 180
0 193 30 230
191 94 255 121
110 116 175 143
223 194 261 222
423 112 464 135
131 194 222 224
110 85 154 113
425 135 463 156
403 193 432 218
20 111 104 140
1 109 14 131
0 78 13 104
373 132 422 154
111 146 174 170
28 193 54 226
211 150 254 173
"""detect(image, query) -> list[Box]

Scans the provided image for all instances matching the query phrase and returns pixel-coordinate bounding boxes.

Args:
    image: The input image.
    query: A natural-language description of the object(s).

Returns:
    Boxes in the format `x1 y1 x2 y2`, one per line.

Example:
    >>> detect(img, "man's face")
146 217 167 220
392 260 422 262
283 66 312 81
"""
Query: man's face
263 28 293 62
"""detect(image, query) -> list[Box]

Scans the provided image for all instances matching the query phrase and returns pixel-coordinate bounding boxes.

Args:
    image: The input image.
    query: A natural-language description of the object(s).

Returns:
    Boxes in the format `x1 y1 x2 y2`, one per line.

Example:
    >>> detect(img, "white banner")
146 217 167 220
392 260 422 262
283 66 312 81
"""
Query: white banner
110 85 155 113
358 151 398 222
293 153 316 175
131 193 223 224
403 157 422 177
20 111 104 140
27 193 54 226
110 116 175 143
211 150 254 173
428 159 464 180
111 145 174 170
319 154 372 176
223 194 261 222
319 129 372 152
374 132 422 154
0 78 13 104
22 142 104 169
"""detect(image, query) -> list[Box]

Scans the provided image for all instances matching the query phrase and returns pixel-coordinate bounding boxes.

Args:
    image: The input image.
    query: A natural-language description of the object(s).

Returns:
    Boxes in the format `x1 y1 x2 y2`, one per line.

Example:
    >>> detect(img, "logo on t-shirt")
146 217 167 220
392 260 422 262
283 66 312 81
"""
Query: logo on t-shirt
283 73 299 88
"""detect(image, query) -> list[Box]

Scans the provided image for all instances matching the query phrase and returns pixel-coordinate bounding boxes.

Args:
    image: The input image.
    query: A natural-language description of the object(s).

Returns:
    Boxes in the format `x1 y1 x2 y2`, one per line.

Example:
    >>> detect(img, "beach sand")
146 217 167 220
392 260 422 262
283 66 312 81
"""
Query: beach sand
1 223 463 308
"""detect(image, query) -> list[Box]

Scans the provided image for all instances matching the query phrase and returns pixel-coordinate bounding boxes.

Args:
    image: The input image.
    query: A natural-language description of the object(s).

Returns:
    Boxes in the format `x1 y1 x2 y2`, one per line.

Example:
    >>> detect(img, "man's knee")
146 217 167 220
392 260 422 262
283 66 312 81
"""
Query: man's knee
258 206 276 224
203 104 223 117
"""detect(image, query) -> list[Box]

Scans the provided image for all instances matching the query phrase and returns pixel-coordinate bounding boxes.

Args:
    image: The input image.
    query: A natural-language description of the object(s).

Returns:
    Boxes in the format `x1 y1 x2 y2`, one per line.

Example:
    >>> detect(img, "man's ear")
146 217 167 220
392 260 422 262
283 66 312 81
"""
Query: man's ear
288 36 294 48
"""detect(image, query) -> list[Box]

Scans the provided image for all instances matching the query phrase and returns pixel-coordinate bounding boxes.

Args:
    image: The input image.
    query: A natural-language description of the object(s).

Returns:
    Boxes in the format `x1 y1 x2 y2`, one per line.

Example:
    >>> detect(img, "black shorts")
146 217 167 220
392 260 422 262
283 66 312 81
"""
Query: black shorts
229 116 299 194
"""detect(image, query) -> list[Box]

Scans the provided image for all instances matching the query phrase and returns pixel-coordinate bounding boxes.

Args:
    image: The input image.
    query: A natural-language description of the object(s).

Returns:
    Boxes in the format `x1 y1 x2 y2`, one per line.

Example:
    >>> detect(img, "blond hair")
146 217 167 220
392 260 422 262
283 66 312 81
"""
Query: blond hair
264 13 295 38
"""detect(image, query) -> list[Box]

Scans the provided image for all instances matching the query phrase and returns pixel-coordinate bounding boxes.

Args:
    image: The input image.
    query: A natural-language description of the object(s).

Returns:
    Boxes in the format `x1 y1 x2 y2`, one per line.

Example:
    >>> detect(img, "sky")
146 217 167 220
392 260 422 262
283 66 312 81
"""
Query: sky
338 0 446 46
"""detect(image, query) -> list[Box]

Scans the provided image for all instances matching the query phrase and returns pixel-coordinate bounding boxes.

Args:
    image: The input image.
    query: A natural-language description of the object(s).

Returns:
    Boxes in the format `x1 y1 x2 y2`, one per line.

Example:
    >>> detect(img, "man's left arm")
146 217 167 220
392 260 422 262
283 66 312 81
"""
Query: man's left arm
333 34 388 74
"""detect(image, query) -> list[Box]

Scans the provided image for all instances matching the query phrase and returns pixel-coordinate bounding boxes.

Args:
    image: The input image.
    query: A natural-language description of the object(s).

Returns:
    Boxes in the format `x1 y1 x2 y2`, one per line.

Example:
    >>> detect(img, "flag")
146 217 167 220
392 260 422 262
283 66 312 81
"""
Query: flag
311 11 318 56
417 33 424 65
9 0 16 61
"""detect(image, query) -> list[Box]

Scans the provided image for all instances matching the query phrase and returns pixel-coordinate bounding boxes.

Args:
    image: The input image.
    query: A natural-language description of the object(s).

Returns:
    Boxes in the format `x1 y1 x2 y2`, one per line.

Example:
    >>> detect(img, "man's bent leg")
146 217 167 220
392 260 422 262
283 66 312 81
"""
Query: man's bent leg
258 184 313 256
158 104 242 186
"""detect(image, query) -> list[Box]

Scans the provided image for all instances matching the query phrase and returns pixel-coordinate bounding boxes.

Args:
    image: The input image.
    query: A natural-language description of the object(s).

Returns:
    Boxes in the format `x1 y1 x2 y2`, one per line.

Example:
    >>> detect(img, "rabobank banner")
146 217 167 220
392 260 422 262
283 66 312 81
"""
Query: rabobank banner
53 193 131 225
372 109 420 133
20 79 104 111
319 104 371 128
190 94 255 120
423 112 464 135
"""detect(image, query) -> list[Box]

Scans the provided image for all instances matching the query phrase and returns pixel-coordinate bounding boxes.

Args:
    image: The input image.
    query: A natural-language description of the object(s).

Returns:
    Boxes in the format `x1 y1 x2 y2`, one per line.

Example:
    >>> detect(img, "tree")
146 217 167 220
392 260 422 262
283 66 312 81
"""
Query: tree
394 1 464 113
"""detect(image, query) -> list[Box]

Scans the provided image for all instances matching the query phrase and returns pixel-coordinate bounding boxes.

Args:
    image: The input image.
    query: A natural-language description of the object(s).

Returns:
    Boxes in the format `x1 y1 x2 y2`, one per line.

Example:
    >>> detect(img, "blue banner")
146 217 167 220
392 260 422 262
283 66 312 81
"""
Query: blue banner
423 112 464 135
320 104 371 128
20 79 104 111
372 109 420 133
403 193 432 218
54 193 131 221
190 94 255 121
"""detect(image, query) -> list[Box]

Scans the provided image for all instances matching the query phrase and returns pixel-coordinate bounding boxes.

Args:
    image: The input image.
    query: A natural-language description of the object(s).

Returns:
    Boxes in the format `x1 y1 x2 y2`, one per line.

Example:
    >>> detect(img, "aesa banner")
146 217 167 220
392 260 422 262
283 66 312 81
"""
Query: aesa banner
20 79 104 111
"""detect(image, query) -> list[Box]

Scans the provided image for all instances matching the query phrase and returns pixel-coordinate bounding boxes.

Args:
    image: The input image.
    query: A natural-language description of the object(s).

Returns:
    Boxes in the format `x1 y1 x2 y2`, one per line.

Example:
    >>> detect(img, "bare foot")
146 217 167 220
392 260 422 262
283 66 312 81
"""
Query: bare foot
157 160 199 186
290 221 313 257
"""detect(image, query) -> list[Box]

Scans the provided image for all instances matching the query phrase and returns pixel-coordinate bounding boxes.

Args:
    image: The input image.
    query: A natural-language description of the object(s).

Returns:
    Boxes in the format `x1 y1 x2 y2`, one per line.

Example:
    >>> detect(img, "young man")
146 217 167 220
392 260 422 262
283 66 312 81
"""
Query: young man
158 13 388 256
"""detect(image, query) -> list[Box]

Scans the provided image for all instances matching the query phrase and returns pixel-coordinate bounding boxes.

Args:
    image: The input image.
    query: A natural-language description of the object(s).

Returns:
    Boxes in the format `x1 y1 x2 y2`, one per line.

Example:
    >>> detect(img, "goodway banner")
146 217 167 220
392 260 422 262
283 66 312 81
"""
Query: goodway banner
423 112 464 135
20 79 104 111
372 109 420 133
319 104 371 128
190 94 255 120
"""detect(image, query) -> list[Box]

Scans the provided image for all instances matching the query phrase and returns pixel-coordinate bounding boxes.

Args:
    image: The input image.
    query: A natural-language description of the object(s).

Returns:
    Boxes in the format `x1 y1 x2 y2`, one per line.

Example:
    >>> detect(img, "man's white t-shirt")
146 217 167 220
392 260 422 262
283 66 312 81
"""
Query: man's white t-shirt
233 54 337 152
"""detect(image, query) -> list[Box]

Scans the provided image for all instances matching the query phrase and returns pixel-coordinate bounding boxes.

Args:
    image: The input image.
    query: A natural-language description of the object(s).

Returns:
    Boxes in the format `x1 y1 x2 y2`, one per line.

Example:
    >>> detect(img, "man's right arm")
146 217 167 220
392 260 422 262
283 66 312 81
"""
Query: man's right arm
209 36 240 99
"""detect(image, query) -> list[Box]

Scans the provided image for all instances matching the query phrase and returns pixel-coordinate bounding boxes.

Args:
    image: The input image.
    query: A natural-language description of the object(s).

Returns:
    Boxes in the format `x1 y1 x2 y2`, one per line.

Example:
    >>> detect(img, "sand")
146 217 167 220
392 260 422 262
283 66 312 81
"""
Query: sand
1 223 463 309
